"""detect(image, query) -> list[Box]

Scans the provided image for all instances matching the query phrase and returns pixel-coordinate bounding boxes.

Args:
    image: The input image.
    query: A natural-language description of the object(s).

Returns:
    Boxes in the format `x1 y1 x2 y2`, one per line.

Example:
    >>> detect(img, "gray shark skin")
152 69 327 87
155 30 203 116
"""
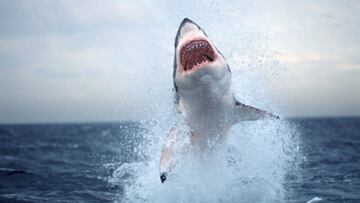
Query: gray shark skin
159 18 278 183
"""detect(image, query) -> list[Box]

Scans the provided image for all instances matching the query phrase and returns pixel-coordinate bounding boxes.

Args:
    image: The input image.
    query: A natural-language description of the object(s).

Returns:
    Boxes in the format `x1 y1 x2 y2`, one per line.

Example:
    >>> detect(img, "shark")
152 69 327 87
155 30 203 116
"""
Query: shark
159 18 278 183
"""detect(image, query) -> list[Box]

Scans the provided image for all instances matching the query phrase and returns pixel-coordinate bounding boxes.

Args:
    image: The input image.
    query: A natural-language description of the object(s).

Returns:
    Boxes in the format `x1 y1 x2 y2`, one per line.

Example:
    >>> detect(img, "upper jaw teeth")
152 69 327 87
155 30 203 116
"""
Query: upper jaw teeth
186 41 206 51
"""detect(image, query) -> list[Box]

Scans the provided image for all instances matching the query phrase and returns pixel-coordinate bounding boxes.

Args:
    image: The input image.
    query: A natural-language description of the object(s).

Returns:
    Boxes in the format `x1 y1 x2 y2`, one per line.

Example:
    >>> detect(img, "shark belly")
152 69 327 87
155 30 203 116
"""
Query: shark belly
181 86 234 150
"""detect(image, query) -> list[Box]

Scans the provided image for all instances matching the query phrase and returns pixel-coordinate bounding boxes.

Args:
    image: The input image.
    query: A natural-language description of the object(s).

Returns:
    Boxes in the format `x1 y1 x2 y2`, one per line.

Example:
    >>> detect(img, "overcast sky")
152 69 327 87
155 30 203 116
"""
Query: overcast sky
0 0 359 123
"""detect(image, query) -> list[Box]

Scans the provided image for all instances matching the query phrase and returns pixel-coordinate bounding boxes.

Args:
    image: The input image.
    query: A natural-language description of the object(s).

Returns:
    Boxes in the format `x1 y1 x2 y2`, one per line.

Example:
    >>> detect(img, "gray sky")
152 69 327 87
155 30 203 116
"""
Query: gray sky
0 0 359 123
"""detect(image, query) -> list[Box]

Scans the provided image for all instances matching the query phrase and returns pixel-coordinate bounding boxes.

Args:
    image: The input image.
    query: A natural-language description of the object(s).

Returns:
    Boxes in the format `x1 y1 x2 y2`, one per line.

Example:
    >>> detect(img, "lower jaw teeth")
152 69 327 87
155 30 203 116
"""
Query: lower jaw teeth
188 60 210 70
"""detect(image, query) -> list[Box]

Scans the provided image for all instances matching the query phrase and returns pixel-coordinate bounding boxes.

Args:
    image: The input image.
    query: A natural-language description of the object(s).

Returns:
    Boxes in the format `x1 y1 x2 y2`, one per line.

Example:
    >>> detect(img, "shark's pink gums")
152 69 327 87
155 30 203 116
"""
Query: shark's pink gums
180 39 215 71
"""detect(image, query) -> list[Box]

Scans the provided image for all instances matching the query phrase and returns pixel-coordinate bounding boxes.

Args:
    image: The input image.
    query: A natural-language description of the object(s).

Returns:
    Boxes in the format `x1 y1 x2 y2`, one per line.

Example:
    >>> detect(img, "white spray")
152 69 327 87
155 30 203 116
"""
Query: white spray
109 1 303 202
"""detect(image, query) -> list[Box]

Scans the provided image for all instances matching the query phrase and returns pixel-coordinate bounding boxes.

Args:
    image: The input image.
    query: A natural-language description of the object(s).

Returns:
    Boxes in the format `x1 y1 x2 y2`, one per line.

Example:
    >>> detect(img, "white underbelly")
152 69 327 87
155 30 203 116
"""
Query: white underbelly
181 94 233 149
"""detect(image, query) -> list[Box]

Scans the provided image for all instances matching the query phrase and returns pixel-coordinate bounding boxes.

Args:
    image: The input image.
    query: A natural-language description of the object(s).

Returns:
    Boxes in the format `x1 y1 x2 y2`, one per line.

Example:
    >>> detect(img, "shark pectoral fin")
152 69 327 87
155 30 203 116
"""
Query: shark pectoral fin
159 125 184 183
233 99 279 122
159 145 176 183
159 122 191 183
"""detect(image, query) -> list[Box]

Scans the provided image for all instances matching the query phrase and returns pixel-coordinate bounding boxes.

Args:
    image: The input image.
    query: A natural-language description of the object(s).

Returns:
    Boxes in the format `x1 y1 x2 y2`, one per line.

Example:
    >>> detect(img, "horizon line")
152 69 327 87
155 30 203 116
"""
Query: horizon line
1 115 360 126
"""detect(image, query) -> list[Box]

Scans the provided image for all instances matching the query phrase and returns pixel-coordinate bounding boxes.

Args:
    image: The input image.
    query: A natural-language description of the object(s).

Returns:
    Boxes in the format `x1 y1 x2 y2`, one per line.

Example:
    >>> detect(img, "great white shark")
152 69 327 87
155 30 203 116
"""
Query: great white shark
159 18 278 183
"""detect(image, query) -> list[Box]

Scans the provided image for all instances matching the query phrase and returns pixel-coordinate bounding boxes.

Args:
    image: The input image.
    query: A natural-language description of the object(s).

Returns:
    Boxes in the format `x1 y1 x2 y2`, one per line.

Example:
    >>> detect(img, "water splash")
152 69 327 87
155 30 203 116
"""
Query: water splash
307 197 323 203
109 1 303 202
109 53 302 202
108 118 301 202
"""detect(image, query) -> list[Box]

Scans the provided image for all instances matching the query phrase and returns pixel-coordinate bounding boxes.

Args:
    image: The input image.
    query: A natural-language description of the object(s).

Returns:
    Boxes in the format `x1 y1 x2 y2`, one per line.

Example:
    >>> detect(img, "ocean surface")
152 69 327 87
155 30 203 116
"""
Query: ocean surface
0 118 359 203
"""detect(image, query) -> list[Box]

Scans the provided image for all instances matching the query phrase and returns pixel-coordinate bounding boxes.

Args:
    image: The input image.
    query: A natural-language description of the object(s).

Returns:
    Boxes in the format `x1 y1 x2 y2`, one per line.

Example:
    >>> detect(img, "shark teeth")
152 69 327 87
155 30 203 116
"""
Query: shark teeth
180 40 215 71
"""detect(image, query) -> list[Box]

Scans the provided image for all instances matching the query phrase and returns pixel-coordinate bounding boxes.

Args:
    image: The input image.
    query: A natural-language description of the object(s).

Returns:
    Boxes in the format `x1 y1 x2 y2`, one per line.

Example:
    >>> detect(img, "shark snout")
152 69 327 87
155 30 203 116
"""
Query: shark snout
178 18 200 35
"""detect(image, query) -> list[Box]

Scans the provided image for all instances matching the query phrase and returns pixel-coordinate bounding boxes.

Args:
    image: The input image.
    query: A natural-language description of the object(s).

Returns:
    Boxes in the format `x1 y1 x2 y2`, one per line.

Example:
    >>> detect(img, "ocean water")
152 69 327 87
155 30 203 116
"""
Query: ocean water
0 118 359 203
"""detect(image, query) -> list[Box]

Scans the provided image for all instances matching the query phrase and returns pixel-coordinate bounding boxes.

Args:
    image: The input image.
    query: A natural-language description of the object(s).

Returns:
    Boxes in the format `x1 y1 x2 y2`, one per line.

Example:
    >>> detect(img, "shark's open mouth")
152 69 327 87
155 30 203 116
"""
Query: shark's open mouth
180 40 215 71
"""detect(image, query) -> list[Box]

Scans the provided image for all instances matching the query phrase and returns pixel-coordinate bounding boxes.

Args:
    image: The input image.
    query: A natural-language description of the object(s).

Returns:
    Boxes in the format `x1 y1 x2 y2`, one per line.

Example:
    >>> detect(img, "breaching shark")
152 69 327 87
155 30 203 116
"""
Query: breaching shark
159 18 278 183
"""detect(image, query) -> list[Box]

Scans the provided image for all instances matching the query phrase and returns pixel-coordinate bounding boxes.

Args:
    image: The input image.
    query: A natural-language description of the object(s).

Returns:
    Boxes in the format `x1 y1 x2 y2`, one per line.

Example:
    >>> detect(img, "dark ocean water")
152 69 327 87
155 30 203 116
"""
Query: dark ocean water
0 118 359 203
